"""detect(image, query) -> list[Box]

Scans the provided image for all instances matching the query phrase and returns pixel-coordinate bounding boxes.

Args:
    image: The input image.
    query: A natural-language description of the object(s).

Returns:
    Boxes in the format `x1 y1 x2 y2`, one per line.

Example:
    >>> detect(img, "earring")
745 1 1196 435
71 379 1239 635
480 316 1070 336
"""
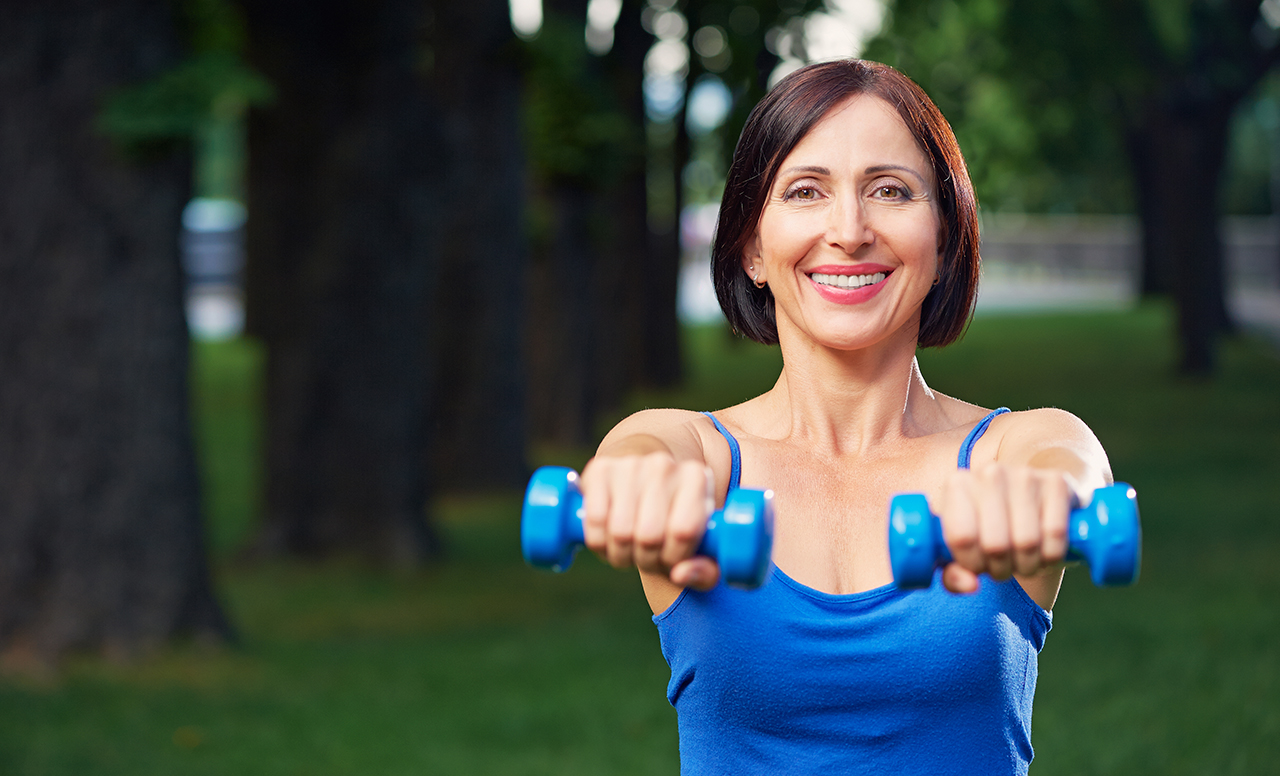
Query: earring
754 273 766 289
931 272 941 287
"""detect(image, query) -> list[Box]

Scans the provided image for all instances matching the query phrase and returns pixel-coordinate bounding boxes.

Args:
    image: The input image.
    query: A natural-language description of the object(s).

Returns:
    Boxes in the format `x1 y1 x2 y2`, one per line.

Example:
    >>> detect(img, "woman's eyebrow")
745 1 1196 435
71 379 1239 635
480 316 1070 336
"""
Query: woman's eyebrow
864 164 929 185
778 165 831 178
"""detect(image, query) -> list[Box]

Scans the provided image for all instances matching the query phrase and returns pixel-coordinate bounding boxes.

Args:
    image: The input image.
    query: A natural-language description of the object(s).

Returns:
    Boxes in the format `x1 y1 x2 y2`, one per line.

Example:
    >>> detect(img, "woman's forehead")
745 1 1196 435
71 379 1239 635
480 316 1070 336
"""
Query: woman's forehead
782 94 933 177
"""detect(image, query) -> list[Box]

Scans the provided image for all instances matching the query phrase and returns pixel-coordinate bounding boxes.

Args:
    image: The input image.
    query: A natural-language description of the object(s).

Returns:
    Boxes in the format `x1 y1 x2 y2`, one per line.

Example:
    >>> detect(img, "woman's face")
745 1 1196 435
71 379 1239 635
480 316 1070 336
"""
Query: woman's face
746 94 942 352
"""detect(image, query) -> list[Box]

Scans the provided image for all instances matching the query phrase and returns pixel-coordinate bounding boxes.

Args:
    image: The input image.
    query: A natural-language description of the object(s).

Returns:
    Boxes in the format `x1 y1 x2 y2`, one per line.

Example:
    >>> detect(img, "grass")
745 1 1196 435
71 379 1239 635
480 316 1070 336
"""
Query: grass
1 303 1277 774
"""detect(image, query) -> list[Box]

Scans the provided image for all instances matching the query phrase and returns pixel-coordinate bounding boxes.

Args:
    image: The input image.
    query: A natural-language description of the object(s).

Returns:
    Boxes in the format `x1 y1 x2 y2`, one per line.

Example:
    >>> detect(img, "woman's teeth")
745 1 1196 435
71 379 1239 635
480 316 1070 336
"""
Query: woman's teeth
810 271 888 289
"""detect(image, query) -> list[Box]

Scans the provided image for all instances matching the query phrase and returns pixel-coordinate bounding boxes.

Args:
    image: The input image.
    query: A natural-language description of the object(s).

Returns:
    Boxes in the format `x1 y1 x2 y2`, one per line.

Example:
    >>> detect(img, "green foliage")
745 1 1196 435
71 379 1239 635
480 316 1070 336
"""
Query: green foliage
863 0 1280 214
521 18 642 187
97 0 271 147
1224 71 1280 214
1141 0 1194 60
2 309 1277 773
863 0 1135 213
98 53 272 143
183 0 251 57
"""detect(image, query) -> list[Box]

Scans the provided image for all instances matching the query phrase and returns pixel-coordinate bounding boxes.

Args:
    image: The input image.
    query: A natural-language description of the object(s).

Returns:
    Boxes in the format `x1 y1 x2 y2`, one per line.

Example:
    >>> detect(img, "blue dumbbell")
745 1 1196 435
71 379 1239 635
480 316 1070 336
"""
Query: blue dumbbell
889 483 1141 588
521 465 775 588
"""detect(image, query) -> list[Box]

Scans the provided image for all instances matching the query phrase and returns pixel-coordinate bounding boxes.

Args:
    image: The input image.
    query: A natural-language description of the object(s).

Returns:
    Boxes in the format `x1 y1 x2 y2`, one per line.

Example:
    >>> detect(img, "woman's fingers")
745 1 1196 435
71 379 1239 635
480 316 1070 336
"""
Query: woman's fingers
661 462 714 569
977 466 1014 580
670 556 720 591
1039 475 1072 565
940 470 983 576
580 452 715 580
594 459 639 568
579 457 618 554
942 563 980 594
631 464 672 572
1007 469 1043 577
939 464 1074 588
612 453 673 569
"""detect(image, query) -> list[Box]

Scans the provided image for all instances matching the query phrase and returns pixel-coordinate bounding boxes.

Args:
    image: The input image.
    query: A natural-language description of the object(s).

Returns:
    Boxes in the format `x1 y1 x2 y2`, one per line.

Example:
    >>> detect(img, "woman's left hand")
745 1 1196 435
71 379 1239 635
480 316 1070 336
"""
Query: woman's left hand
935 463 1077 594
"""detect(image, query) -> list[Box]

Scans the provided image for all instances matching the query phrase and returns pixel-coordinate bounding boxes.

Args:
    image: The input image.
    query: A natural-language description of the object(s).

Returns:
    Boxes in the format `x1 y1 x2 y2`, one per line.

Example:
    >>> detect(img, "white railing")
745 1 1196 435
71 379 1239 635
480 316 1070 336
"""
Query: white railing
976 215 1280 334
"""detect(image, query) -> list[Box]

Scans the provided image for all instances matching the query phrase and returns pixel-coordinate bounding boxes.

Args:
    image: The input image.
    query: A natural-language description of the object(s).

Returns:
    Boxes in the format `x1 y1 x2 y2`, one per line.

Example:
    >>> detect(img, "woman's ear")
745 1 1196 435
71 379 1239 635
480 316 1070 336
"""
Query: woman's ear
741 233 764 284
931 226 945 287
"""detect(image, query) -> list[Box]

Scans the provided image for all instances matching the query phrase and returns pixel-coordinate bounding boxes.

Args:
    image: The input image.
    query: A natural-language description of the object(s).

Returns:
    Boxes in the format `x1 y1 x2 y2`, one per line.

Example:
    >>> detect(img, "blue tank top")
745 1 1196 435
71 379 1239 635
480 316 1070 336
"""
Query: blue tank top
654 408 1052 774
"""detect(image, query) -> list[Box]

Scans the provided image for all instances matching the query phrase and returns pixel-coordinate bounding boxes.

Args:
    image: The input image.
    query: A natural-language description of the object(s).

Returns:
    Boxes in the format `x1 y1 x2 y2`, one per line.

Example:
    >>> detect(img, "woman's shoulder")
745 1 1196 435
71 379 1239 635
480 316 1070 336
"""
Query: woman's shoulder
979 406 1108 466
601 407 742 460
601 407 721 444
933 394 1092 437
988 406 1097 439
598 408 736 483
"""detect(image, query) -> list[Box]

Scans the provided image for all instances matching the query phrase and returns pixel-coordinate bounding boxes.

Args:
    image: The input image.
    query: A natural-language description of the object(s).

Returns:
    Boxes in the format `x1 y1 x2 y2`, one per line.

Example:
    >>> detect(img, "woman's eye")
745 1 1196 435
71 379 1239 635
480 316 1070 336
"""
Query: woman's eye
785 186 818 201
873 183 910 200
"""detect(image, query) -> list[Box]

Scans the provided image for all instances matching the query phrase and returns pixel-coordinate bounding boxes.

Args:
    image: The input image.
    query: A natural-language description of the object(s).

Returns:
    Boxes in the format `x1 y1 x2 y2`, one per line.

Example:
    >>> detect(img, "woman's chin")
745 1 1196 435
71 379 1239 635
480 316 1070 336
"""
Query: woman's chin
780 310 922 355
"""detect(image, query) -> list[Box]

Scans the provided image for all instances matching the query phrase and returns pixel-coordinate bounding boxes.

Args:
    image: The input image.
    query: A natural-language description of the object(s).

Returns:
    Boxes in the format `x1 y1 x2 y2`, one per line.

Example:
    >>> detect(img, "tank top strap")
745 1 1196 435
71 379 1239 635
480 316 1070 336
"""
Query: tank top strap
704 407 1008 484
701 412 742 491
957 407 1011 470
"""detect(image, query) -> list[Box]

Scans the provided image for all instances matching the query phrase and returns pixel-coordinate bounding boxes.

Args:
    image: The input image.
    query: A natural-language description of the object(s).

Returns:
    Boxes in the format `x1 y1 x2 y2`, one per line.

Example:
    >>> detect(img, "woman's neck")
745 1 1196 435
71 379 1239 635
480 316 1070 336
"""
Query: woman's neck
752 319 948 456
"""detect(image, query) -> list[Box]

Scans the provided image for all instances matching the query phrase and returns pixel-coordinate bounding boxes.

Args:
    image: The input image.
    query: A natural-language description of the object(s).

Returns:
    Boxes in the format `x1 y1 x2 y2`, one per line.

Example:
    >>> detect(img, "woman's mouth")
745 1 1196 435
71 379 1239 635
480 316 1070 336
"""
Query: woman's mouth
809 271 889 289
805 268 893 304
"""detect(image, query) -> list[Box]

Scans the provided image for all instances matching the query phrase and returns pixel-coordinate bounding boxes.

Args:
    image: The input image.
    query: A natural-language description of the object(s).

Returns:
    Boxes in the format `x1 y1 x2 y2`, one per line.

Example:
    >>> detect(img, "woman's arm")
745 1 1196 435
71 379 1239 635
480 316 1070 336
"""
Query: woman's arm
937 408 1112 611
580 410 733 608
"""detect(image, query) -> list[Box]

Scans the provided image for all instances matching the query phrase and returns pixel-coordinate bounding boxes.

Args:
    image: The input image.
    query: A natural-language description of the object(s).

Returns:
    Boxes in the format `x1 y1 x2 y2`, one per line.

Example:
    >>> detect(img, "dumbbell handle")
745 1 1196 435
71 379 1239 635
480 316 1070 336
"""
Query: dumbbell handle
889 483 1141 588
522 466 775 588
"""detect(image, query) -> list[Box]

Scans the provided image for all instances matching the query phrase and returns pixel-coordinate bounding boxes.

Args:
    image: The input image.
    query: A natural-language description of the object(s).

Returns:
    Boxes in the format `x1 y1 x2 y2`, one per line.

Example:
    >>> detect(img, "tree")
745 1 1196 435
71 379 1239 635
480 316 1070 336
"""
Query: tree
605 0 684 398
424 0 531 492
523 0 678 448
241 0 528 562
866 0 1280 373
1104 0 1279 372
523 3 616 447
0 1 230 662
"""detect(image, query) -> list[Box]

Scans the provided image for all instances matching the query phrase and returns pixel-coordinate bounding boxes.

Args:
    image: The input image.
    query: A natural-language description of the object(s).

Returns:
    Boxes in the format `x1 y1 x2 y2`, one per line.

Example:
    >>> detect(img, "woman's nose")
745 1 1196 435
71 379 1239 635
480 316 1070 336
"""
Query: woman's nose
825 196 873 252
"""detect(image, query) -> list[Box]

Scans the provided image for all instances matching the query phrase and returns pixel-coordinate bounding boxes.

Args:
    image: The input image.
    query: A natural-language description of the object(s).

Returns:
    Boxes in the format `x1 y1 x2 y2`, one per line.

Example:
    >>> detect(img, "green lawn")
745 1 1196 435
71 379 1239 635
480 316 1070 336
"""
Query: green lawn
1 303 1277 774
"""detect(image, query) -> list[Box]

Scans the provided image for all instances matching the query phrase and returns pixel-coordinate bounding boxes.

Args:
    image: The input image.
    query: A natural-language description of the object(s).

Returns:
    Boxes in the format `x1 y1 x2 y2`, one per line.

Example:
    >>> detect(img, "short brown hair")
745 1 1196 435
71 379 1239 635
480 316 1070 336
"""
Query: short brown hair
711 59 979 348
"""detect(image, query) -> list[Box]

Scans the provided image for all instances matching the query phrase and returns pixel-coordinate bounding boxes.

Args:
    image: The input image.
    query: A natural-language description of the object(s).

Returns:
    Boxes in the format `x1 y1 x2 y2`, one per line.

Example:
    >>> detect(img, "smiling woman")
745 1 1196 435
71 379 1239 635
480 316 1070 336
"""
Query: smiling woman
713 60 979 349
750 95 947 352
574 59 1114 774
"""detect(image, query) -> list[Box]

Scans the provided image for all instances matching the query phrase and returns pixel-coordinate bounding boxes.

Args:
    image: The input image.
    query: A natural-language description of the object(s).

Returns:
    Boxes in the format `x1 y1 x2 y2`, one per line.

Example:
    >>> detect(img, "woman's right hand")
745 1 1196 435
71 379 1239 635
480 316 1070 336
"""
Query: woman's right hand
579 448 722 591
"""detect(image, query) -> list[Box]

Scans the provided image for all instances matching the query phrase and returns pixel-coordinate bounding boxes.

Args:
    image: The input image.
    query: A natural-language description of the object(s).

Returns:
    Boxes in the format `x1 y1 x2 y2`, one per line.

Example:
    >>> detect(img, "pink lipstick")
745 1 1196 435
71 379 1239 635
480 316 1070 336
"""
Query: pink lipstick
806 264 893 304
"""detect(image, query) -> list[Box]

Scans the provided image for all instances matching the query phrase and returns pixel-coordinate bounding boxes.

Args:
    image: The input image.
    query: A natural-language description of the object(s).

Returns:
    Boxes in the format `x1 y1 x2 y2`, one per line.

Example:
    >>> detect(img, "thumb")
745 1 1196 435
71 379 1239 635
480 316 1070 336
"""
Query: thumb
670 557 721 591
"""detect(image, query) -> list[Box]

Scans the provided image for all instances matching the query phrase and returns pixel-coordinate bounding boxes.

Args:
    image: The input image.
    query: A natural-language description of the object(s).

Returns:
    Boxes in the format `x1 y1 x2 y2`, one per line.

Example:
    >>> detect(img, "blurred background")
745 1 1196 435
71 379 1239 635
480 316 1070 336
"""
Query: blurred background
0 0 1277 773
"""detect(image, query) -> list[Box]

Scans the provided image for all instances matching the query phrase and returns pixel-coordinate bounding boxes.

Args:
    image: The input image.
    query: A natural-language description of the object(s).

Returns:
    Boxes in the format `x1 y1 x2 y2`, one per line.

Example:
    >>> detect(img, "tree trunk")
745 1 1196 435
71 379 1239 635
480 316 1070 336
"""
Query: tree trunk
645 110 686 388
425 0 530 491
528 182 601 446
596 0 676 404
1129 98 1235 374
616 0 683 390
653 88 692 379
0 1 230 662
243 0 442 563
526 0 606 447
1128 128 1171 297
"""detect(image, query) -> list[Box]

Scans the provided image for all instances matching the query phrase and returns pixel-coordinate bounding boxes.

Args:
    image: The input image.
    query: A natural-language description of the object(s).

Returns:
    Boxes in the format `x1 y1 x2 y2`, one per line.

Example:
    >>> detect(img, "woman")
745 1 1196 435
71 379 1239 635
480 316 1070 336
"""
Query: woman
579 59 1111 772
